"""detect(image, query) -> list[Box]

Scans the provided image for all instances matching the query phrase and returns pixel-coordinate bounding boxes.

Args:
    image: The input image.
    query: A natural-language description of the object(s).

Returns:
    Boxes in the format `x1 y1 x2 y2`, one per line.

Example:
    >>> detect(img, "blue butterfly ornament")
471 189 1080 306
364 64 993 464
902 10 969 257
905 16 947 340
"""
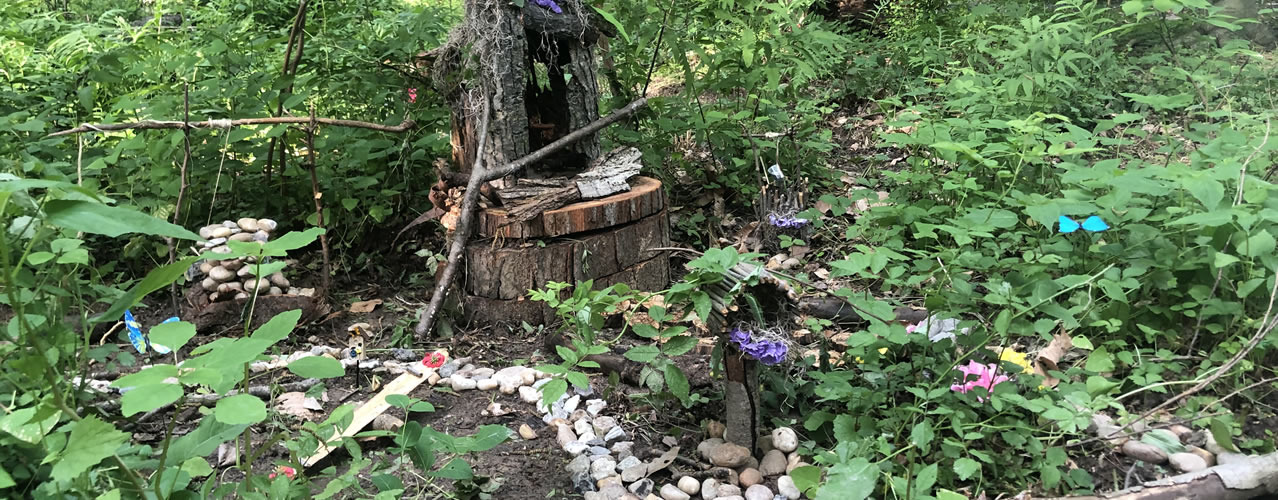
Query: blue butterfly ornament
1058 215 1109 233
123 310 178 354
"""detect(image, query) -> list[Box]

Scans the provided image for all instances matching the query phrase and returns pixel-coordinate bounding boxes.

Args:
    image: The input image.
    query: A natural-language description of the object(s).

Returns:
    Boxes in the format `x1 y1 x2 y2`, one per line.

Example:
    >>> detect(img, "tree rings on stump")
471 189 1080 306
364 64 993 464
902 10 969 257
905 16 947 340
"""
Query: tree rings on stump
463 176 670 325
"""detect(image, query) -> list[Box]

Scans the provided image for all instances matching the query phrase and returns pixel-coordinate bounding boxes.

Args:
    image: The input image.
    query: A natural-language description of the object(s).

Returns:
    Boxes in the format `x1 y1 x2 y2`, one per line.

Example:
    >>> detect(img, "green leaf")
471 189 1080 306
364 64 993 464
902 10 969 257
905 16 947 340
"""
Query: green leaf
624 345 660 363
661 335 697 356
44 200 200 240
288 356 345 378
1084 346 1115 372
371 474 404 492
97 256 201 325
1244 230 1276 258
149 321 197 352
1214 252 1241 268
1086 376 1121 396
432 458 474 480
26 251 54 265
817 457 877 500
1071 336 1095 350
460 425 511 453
120 383 184 417
566 371 589 389
215 394 267 425
1140 429 1187 454
910 421 934 452
937 489 967 500
260 228 326 257
540 378 568 408
248 261 288 278
1186 178 1224 210
913 463 938 496
789 465 822 497
166 417 250 464
250 309 302 343
180 457 213 478
0 465 12 489
591 6 630 43
1210 418 1239 452
663 363 690 406
953 457 981 480
50 416 129 482
113 365 179 388
0 406 59 444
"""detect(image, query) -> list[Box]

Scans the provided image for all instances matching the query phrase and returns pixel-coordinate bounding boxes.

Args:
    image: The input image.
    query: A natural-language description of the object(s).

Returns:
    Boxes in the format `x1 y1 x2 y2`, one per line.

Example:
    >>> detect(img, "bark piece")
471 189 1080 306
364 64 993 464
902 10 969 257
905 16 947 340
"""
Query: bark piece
479 175 665 238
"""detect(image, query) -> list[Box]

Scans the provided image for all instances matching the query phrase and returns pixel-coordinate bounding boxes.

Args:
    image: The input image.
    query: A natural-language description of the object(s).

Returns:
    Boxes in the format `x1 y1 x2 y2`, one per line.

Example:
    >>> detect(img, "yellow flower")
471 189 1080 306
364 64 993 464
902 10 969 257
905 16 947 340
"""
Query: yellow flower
998 348 1034 374
855 347 890 364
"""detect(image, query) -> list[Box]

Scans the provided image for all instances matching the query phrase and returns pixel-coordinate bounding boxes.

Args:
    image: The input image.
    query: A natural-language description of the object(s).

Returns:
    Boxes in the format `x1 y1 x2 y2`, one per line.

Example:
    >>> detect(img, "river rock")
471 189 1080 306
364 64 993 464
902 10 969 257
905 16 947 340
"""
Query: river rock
228 232 254 242
706 420 726 439
591 457 618 481
628 478 654 497
743 484 773 500
477 378 499 391
594 416 618 436
759 450 787 476
450 375 477 391
237 218 259 231
557 423 578 448
1169 452 1208 472
701 478 721 499
739 468 762 488
587 399 607 416
269 271 289 287
1188 445 1216 466
256 218 277 231
777 475 800 500
598 475 623 490
199 225 216 239
757 434 775 456
659 483 690 500
520 385 541 403
1121 440 1169 463
718 484 743 497
698 438 725 460
211 226 233 239
677 476 699 495
209 266 234 281
711 443 752 468
519 424 537 440
772 427 798 453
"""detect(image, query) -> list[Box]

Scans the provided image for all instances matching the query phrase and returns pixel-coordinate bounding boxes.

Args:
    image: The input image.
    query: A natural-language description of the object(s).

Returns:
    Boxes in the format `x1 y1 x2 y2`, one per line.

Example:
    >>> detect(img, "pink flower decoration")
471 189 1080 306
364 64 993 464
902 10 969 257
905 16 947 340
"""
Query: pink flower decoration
408 88 418 103
905 322 918 333
422 351 446 369
950 360 1010 402
269 465 296 480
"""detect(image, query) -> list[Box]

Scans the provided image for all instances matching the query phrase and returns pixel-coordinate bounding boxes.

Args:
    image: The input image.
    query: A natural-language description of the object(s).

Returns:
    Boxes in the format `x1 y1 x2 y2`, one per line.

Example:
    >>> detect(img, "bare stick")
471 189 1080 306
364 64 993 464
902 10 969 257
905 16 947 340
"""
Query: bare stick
266 0 310 185
168 84 192 313
47 116 414 138
305 107 332 295
481 97 648 182
415 99 492 338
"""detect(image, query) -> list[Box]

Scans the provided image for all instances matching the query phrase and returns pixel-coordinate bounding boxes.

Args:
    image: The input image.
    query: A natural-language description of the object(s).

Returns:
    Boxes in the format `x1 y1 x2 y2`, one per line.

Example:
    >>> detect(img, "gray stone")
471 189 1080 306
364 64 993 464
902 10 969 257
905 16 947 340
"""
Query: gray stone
759 450 787 476
592 456 619 481
449 375 477 391
1169 452 1208 473
717 484 743 497
584 492 605 500
599 485 628 500
772 427 799 453
611 441 635 460
565 441 589 455
573 469 597 493
621 461 648 483
590 446 612 456
1218 451 1249 465
698 438 725 460
1121 440 1169 464
744 485 773 500
777 475 801 500
605 425 627 442
628 478 654 497
470 367 495 379
594 416 619 435
659 483 690 500
711 443 752 468
567 454 592 475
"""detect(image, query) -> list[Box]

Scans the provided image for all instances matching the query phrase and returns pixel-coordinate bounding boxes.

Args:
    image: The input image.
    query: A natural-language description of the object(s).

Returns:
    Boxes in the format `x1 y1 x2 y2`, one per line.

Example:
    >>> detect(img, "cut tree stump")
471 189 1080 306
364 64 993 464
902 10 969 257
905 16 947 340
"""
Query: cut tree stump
462 176 670 325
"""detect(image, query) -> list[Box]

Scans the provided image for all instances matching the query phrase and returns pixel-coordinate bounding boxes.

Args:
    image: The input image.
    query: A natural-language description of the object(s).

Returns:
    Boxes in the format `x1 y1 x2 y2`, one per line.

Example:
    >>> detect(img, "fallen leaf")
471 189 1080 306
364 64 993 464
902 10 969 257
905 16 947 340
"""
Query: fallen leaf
370 414 404 431
815 199 833 214
645 446 680 477
216 442 237 467
275 392 320 420
1034 329 1073 389
789 245 810 260
349 299 383 313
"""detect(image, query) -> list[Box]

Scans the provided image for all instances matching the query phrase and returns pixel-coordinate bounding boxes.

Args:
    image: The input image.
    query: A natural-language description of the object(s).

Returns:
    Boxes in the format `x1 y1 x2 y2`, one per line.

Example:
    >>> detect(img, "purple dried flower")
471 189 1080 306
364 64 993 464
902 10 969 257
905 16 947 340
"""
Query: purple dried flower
730 326 751 346
533 0 562 14
728 326 788 366
768 213 809 229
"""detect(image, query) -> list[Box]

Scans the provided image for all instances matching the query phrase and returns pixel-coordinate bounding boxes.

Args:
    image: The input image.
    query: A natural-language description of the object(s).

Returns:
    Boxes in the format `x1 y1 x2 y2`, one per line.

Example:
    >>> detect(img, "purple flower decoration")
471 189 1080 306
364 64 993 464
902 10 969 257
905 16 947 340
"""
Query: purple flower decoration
768 213 809 229
533 0 562 13
729 326 789 366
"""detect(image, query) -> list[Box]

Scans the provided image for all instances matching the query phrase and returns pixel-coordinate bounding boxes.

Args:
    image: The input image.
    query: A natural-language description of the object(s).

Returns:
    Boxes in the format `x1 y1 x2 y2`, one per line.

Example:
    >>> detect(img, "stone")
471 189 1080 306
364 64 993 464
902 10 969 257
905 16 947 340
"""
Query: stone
1218 452 1249 465
519 424 538 440
710 443 752 468
211 226 233 239
268 271 289 288
477 378 499 391
646 495 661 500
228 232 254 242
209 266 234 281
628 478 654 497
739 468 762 488
1188 445 1216 466
438 359 463 377
252 230 270 242
587 399 608 416
256 218 277 232
592 457 618 480
772 427 799 453
426 373 441 385
557 423 578 448
1168 424 1193 441
698 438 725 460
606 426 627 442
777 475 800 500
520 385 541 403
599 485 628 500
759 450 787 476
236 218 259 231
571 409 590 422
786 460 807 475
618 455 643 472
756 435 775 456
450 375 477 391
573 469 596 493
740 456 759 472
598 475 623 490
717 484 743 497
523 369 537 385
1169 452 1209 472
1205 431 1229 454
594 416 618 436
564 394 581 414
709 467 739 487
611 441 635 460
579 431 600 444
659 483 690 500
202 277 219 291
701 478 721 499
677 476 700 495
566 441 589 455
744 484 773 500
481 402 507 416
590 446 612 456
469 367 495 379
575 418 595 436
199 225 216 239
707 420 726 439
1121 440 1169 464
620 459 647 482
584 492 604 500
719 497 745 500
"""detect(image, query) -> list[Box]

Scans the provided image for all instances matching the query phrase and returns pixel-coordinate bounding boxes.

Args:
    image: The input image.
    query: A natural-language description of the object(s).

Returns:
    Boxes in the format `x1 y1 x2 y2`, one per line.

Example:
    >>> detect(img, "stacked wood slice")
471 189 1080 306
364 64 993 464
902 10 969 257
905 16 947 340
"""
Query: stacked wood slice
189 218 310 303
462 176 671 325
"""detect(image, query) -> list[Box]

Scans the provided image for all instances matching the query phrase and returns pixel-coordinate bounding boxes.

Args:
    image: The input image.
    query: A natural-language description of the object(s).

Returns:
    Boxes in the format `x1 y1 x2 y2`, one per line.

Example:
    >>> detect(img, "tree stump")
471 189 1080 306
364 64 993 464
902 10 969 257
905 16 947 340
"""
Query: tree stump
462 176 670 325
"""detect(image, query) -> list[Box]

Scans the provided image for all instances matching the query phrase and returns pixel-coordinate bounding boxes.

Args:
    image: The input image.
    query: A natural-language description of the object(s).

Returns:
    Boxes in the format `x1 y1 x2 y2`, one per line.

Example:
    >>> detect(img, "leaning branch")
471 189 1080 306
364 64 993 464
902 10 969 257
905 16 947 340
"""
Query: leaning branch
481 97 648 182
47 116 416 138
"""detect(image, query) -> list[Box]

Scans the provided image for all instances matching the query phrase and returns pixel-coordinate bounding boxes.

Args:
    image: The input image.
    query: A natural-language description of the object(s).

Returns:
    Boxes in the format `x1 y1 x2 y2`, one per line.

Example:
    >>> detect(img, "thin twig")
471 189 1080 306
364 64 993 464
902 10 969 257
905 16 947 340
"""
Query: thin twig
481 98 649 182
47 116 414 137
305 106 331 295
266 0 309 185
167 84 191 313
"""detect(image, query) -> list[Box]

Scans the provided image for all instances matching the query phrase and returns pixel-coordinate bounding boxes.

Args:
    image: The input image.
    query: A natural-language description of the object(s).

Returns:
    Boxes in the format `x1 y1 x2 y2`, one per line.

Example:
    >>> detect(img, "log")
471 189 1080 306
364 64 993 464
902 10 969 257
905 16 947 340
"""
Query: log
1040 451 1278 500
797 297 929 325
479 175 664 239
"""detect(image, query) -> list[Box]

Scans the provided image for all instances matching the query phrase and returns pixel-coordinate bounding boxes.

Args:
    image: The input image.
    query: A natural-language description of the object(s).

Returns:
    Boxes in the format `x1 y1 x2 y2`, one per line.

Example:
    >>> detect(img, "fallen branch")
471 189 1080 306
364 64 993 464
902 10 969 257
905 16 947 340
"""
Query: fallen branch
413 97 649 337
47 116 415 138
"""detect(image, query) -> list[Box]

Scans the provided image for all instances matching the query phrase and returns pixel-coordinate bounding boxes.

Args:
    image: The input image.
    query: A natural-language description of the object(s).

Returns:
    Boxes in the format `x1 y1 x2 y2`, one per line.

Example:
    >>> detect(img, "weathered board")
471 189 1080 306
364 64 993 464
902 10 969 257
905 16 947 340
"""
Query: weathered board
300 370 429 468
477 176 664 239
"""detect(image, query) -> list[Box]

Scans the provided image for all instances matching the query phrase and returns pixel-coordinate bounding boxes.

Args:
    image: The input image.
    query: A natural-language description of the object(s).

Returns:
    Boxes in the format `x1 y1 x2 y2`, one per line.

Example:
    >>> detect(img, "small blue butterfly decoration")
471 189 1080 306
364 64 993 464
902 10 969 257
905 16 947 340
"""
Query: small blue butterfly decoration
123 310 178 354
1058 215 1109 233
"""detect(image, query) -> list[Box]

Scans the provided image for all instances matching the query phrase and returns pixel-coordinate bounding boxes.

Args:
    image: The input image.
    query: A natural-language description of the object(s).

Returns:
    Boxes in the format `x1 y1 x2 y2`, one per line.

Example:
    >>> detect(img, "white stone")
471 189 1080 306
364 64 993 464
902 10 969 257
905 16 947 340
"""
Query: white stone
659 483 690 500
450 375 477 391
519 385 541 403
237 217 259 231
1169 452 1208 473
593 416 618 436
556 423 577 448
777 475 801 500
591 456 618 481
494 366 530 394
564 440 589 455
743 484 773 500
575 418 594 436
772 427 799 453
587 399 607 416
619 456 647 482
477 378 499 391
564 394 581 414
677 476 699 495
700 478 720 500
605 426 626 442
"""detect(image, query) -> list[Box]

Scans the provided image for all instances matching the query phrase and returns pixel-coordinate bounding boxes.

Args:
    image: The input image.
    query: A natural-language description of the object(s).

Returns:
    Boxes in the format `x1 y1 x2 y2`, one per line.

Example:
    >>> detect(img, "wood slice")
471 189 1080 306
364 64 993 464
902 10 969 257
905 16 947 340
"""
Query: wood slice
478 176 664 238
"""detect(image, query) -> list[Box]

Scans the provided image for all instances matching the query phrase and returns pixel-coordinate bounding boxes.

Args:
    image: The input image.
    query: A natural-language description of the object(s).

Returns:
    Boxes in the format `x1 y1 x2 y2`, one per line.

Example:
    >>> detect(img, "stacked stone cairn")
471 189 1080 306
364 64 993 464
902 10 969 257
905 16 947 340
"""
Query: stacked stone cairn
192 218 301 302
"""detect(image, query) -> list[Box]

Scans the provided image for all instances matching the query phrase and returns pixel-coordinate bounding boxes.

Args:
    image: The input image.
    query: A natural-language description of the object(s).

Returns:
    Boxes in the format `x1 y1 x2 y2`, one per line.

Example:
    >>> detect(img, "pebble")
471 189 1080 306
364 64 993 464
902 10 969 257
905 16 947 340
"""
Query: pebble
701 478 721 499
426 373 441 385
1169 452 1208 472
599 485 628 499
777 475 801 500
228 232 254 242
211 226 233 239
450 375 477 391
209 266 234 281
786 459 807 475
470 367 495 380
438 358 464 377
572 469 595 493
677 476 700 495
611 441 635 460
575 418 595 436
564 395 581 414
199 226 216 239
572 409 590 422
756 435 775 456
698 438 726 460
743 484 773 500
584 492 604 500
659 483 690 500
594 416 619 436
1121 440 1169 463
579 431 600 444
717 484 743 497
557 423 578 448
587 399 608 416
709 467 739 487
598 475 623 489
1188 445 1216 466
1168 424 1193 441
628 478 654 497
519 385 542 403
772 427 799 453
739 468 762 487
759 450 787 476
481 402 507 416
565 441 589 455
567 455 591 477
621 460 647 482
590 446 612 456
477 378 499 391
740 456 759 472
256 218 277 231
718 497 745 500
707 420 726 439
237 218 259 231
519 424 538 440
605 426 627 442
710 443 752 468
